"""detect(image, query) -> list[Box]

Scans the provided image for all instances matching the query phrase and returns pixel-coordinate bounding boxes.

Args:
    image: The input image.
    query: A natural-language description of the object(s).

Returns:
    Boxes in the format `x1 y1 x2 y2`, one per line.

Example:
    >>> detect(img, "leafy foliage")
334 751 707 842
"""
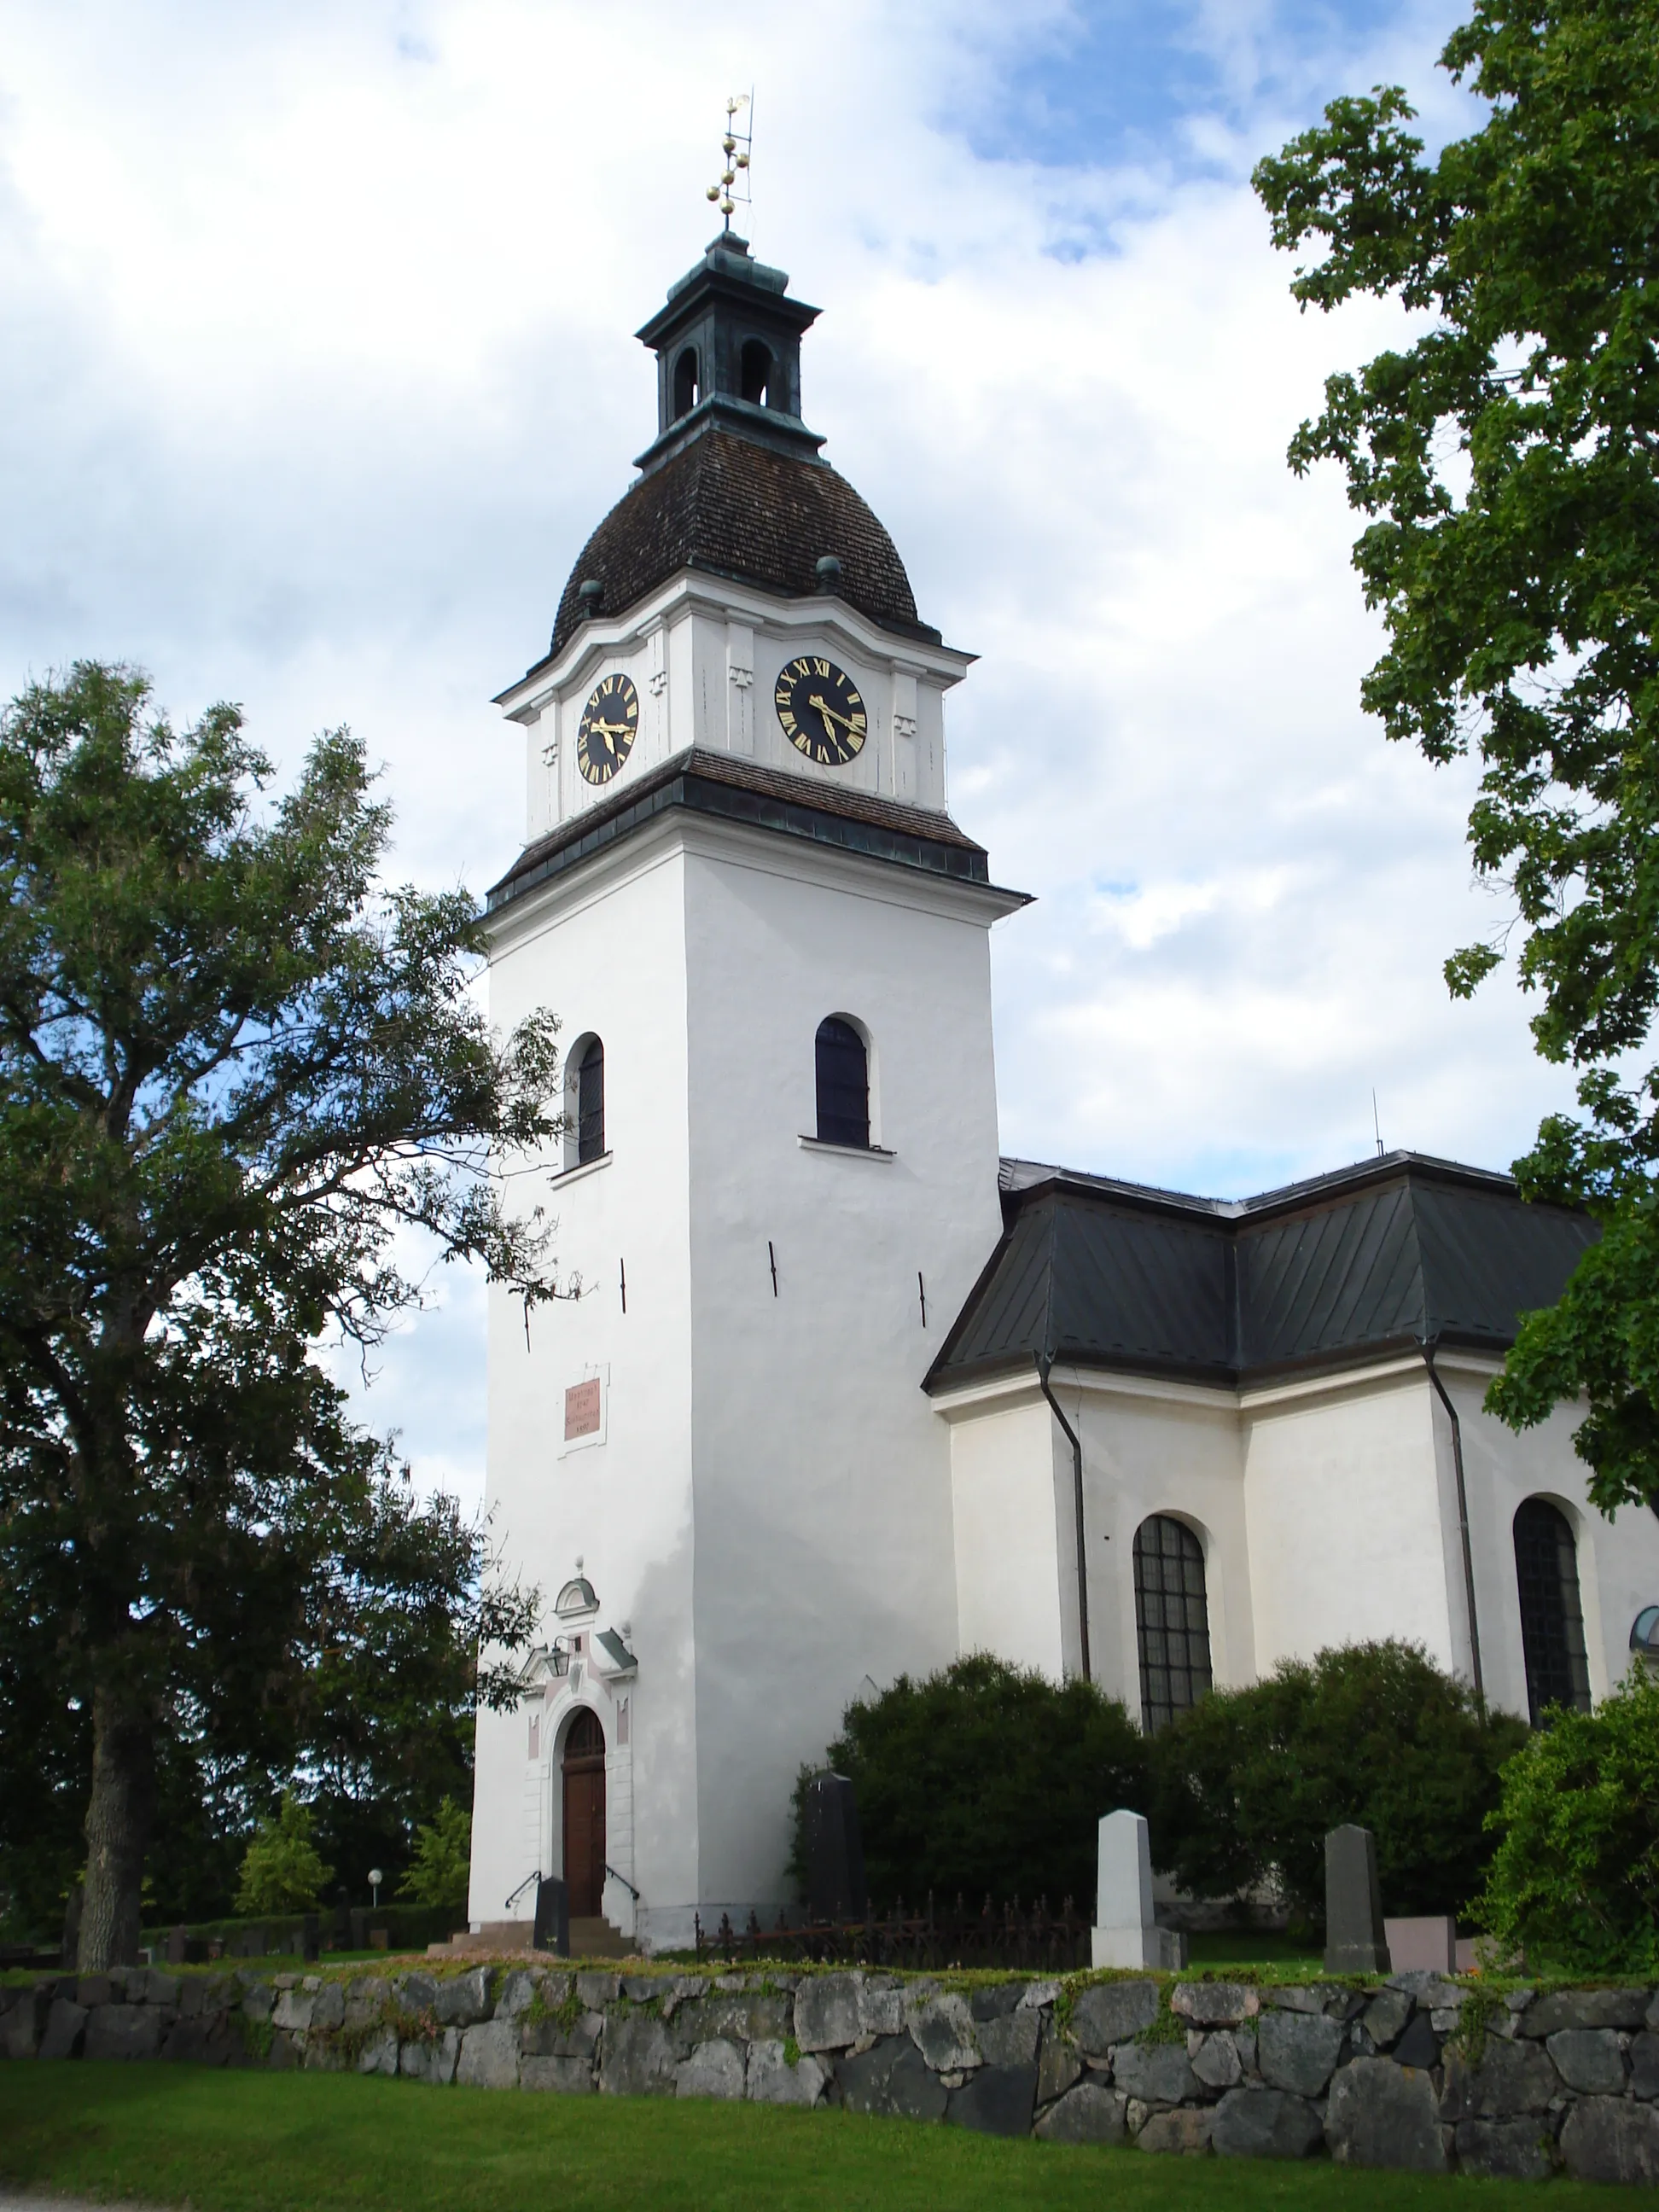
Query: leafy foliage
0 664 561 1965
794 1653 1148 1911
1254 0 1659 1505
1150 1641 1525 1926
1472 1662 1659 1974
399 1797 472 1912
236 1794 334 1917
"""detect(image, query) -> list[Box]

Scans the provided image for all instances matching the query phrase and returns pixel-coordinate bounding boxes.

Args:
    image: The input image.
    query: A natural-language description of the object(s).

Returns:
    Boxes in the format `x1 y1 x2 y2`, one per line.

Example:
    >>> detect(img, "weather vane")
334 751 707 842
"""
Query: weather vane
706 93 753 231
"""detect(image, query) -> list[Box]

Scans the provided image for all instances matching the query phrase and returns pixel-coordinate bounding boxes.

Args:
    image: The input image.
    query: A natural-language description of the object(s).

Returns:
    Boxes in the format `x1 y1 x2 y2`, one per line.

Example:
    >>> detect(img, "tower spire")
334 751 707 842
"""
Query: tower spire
705 92 752 232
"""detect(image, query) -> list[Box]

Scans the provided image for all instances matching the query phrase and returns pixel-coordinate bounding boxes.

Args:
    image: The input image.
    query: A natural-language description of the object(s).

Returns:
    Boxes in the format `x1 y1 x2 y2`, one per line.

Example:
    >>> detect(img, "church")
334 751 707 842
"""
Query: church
467 229 1659 1953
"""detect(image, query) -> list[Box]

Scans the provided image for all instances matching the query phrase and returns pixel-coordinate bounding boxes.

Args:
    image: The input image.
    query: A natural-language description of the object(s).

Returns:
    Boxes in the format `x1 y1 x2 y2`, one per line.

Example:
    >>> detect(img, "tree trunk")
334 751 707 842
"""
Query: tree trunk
78 1685 154 1971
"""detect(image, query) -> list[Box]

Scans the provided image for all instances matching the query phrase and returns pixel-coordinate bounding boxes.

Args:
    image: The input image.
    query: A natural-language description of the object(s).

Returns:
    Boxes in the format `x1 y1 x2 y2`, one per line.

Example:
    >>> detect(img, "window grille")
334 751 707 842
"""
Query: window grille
1132 1515 1213 1733
815 1017 869 1148
1513 1497 1592 1723
577 1037 605 1164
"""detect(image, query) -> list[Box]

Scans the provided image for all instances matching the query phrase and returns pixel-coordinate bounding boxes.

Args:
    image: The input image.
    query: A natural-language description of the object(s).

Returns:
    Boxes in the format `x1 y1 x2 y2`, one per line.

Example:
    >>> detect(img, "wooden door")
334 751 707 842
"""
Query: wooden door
562 1708 607 1918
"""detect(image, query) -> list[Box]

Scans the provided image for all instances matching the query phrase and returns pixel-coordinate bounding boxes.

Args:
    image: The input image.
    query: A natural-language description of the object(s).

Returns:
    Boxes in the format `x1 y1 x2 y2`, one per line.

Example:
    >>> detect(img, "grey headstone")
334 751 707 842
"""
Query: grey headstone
1561 2097 1659 2185
801 1771 865 1922
1325 2056 1447 2171
1548 2027 1627 2094
520 2053 595 2093
675 2037 746 2098
946 2062 1038 2136
1441 2035 1559 2120
39 1999 88 2061
746 2039 826 2107
301 1914 320 1965
165 1924 189 1965
1069 1978 1158 2055
1456 2118 1557 2181
1323 1825 1390 1973
1257 2009 1347 2096
794 1973 862 2052
1111 2040 1198 2104
1033 2081 1126 2143
533 1877 568 1957
1213 2087 1324 2159
84 2005 162 2061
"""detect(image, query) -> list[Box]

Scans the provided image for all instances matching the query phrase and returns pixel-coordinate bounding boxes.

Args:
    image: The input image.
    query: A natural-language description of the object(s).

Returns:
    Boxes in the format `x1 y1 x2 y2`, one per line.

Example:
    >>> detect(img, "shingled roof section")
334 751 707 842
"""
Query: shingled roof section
544 431 938 663
487 746 998 913
926 1152 1596 1393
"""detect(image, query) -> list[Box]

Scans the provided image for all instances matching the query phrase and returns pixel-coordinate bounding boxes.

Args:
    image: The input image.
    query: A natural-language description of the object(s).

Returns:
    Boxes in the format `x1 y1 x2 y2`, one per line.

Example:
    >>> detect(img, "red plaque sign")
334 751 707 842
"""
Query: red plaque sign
565 1378 602 1441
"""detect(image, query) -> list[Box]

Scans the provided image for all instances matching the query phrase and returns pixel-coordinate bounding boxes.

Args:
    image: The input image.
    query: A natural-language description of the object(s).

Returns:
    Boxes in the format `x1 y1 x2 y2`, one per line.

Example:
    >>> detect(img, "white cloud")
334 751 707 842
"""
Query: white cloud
0 0 1553 1514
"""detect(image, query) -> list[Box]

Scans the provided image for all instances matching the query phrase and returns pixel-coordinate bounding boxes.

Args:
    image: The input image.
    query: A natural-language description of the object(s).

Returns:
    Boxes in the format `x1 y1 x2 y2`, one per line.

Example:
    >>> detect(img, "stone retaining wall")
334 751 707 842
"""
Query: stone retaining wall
6 1963 1659 2185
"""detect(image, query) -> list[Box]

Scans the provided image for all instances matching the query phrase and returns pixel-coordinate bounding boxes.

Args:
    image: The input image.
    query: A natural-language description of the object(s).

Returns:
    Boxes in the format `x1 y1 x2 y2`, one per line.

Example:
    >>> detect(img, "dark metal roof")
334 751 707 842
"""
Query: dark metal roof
928 1152 1596 1393
516 431 938 682
487 746 1006 913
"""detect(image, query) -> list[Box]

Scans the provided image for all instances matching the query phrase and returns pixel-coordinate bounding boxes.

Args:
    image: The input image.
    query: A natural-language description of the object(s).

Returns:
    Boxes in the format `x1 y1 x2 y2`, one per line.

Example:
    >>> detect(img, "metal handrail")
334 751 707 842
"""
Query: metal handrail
605 1863 641 1902
504 1869 542 1912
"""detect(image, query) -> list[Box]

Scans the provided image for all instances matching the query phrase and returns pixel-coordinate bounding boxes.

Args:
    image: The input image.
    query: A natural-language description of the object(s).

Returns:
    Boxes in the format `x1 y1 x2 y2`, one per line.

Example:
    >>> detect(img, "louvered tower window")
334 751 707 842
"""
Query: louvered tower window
577 1037 605 1165
815 1017 869 1148
1513 1497 1592 1724
1132 1516 1213 1733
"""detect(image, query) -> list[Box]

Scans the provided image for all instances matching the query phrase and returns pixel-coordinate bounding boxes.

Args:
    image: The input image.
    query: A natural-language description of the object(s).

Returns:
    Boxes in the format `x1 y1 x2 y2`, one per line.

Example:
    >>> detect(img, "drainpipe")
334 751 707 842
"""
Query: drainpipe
1038 1354 1091 1685
1422 1339 1486 1720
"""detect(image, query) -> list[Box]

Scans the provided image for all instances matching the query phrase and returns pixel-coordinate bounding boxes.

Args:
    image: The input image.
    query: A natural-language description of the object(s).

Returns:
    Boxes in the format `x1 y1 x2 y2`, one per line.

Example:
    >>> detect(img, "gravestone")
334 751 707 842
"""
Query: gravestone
1324 1825 1391 1973
332 1887 351 1953
1384 1914 1455 1973
349 1906 369 1953
533 1876 569 1956
1091 1809 1186 1970
803 1772 866 1923
165 1924 189 1965
301 1913 320 1964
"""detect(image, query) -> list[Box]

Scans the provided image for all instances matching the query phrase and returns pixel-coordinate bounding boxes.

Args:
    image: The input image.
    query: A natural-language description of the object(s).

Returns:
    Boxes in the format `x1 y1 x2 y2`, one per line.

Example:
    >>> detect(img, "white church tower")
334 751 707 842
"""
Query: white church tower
469 232 1025 1948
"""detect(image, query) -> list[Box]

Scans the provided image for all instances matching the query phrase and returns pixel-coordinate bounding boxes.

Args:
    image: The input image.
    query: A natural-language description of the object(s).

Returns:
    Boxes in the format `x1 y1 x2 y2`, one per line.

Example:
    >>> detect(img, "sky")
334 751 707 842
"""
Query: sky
0 0 1551 1511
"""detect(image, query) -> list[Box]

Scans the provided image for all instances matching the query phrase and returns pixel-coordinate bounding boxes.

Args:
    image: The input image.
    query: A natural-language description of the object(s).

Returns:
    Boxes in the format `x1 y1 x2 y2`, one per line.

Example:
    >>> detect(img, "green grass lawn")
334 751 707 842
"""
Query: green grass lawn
3 2065 1656 2212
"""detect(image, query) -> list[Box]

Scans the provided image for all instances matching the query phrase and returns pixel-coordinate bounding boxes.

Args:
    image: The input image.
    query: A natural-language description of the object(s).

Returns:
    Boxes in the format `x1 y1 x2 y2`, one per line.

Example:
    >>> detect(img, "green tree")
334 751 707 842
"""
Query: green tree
1254 0 1659 1508
1150 1641 1526 1927
399 1796 472 1911
0 663 560 1970
236 1793 334 1917
795 1653 1148 1912
1473 1663 1659 1973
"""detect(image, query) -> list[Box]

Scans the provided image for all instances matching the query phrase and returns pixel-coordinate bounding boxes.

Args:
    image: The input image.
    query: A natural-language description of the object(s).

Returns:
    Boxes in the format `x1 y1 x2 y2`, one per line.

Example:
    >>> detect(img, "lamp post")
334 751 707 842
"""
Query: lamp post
369 1868 383 1912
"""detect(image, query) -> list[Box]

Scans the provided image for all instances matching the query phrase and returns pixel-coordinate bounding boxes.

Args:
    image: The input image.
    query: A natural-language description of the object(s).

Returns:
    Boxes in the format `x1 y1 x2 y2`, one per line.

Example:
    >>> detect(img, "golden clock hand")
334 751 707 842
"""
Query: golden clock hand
808 695 863 736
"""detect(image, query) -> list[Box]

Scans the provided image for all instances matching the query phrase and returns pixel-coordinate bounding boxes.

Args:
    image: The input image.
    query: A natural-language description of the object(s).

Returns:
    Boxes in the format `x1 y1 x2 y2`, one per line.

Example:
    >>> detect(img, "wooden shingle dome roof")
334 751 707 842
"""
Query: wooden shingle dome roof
549 429 938 658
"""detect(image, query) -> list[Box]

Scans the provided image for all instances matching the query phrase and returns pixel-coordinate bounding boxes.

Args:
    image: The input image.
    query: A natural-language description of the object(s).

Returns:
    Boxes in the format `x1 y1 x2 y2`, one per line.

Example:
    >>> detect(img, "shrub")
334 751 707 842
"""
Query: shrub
1471 1664 1659 1976
1150 1639 1524 1927
235 1793 334 1916
793 1652 1148 1911
399 1796 471 1911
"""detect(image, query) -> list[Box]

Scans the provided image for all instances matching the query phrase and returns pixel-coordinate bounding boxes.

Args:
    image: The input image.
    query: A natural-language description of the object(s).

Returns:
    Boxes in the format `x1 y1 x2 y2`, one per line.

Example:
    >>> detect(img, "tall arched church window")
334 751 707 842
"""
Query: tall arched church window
815 1017 868 1148
577 1036 605 1165
740 339 771 406
1132 1516 1213 1734
1513 1497 1592 1723
673 347 699 419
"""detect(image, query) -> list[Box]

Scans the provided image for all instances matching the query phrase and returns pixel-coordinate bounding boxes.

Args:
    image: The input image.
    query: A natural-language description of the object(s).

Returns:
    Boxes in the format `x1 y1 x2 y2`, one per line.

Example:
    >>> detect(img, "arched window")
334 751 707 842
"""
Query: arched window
1514 1498 1592 1723
576 1036 605 1165
740 338 771 406
815 1017 868 1148
673 346 699 418
1132 1516 1213 1734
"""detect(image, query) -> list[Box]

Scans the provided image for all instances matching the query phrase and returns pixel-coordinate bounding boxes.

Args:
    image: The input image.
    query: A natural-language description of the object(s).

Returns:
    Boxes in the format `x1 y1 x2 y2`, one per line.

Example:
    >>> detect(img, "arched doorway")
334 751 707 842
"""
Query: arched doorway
562 1707 607 1918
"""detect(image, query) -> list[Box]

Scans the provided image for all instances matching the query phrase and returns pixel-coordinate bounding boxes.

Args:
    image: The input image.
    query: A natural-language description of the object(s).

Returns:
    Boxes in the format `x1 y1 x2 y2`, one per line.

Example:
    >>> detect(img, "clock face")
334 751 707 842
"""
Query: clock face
774 655 868 768
576 672 639 786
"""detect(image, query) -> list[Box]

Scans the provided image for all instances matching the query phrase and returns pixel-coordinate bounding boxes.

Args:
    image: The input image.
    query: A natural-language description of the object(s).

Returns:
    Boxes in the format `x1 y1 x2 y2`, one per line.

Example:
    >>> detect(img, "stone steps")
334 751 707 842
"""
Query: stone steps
425 1916 632 1962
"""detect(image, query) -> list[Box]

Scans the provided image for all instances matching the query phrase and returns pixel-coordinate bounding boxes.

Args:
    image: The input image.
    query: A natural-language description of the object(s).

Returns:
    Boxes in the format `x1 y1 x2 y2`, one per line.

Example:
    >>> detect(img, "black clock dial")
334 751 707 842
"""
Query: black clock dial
774 655 868 768
576 672 639 785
